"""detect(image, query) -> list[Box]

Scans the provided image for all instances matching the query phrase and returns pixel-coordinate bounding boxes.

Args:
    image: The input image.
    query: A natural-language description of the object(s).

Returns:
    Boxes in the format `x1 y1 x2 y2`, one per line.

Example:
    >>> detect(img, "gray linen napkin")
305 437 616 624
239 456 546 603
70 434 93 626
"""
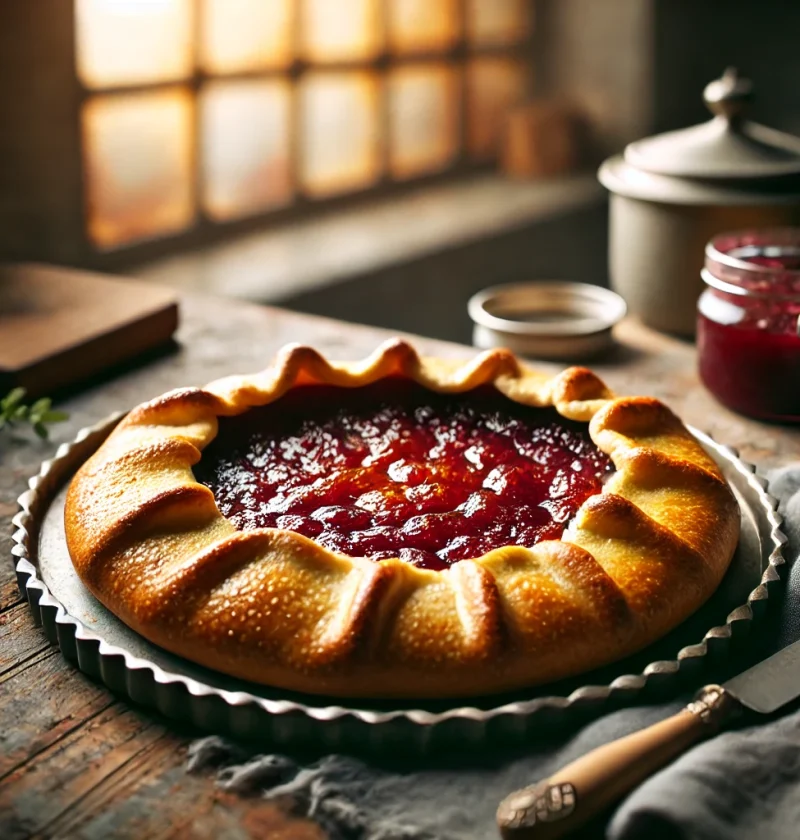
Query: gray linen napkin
609 464 800 840
186 465 800 840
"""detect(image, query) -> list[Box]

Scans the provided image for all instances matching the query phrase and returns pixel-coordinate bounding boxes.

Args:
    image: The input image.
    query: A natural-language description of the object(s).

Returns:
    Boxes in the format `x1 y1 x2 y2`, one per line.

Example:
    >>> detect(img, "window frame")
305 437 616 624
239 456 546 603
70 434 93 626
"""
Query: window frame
74 0 536 268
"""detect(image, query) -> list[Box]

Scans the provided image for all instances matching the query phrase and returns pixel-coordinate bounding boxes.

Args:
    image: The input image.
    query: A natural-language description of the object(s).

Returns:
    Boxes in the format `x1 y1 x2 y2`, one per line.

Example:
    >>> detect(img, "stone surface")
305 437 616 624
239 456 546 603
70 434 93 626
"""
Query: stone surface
1 290 798 839
136 174 608 345
137 174 603 304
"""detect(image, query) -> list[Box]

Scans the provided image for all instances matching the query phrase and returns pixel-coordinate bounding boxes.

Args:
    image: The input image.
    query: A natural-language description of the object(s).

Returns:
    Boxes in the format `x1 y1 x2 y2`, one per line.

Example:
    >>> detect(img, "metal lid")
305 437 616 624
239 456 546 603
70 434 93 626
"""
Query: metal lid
627 68 800 179
703 228 800 304
599 69 800 205
467 281 626 361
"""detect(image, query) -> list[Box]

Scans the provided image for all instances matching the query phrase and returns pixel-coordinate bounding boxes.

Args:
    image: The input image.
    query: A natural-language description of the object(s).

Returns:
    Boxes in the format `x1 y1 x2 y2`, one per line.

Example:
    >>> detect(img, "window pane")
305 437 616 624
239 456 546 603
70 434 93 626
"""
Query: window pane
201 80 293 221
200 0 293 73
300 0 381 62
83 88 194 248
466 58 528 159
466 0 532 46
300 72 381 197
76 0 194 88
388 0 459 53
389 65 459 179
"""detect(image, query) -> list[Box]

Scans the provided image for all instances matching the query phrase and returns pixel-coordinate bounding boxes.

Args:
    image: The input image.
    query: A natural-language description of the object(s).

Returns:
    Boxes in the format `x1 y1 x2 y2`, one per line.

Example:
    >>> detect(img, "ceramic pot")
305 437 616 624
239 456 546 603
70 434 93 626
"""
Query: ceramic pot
599 69 800 336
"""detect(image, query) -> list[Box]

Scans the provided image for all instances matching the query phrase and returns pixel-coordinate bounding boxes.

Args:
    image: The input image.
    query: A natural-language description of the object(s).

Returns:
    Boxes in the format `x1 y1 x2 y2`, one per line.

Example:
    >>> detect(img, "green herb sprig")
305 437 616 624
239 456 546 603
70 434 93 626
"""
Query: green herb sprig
0 388 69 439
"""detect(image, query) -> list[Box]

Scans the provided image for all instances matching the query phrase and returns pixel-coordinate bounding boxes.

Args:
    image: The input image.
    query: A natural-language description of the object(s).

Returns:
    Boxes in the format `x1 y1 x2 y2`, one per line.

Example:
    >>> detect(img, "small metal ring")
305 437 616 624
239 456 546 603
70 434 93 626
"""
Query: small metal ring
701 268 800 303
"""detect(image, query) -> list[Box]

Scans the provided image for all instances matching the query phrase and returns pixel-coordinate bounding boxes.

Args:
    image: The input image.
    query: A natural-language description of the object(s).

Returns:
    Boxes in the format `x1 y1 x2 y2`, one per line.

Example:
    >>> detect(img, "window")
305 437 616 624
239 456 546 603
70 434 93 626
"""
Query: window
75 0 533 252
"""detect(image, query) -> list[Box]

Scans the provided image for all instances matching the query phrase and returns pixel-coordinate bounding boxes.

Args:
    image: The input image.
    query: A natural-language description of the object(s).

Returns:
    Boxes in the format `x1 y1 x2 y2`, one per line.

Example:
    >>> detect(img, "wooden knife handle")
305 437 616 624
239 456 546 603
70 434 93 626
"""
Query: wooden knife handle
496 685 739 840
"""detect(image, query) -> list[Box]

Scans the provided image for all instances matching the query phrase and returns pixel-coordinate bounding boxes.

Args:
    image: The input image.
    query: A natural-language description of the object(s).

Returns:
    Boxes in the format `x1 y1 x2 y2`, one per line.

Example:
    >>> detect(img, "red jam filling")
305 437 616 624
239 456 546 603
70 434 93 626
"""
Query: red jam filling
698 252 800 422
195 381 613 571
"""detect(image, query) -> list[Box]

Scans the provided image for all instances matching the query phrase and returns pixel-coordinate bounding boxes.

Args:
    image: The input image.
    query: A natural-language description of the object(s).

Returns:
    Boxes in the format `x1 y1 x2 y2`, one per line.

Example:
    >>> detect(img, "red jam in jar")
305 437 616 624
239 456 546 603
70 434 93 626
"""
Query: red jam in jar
697 229 800 422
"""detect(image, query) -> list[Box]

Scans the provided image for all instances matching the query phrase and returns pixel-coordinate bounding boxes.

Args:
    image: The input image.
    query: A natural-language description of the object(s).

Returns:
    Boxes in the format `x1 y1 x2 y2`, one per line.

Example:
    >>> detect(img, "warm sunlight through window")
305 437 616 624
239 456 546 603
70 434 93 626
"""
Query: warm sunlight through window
82 88 195 247
389 0 461 54
200 0 294 73
75 0 533 250
300 73 382 197
300 0 382 63
467 57 530 158
467 0 533 46
201 80 294 221
76 0 195 88
389 64 460 179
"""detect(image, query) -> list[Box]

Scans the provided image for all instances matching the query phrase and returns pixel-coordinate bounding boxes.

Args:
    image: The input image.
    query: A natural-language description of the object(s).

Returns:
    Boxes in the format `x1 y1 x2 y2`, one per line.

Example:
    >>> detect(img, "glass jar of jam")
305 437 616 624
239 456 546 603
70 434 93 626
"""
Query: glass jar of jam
697 228 800 421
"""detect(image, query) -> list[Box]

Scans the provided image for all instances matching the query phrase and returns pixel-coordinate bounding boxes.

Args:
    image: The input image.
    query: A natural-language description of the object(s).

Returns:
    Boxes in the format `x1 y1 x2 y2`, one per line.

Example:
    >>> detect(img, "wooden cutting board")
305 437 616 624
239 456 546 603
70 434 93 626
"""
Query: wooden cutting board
0 263 179 398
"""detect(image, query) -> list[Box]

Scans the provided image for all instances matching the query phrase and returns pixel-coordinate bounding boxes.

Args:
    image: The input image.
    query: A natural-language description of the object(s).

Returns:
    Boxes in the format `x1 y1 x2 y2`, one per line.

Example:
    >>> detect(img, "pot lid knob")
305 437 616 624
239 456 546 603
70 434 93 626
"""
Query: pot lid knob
621 67 800 180
703 67 753 121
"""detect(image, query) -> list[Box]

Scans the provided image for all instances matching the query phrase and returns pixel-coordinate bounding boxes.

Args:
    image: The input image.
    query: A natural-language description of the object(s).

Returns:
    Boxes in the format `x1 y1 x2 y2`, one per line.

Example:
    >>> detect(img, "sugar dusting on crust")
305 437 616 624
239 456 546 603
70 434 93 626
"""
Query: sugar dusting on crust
64 339 740 698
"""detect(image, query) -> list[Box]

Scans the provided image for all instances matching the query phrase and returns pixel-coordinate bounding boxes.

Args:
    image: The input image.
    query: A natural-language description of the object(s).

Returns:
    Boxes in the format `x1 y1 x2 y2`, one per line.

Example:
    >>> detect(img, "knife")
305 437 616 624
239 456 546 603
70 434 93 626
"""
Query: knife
496 639 800 840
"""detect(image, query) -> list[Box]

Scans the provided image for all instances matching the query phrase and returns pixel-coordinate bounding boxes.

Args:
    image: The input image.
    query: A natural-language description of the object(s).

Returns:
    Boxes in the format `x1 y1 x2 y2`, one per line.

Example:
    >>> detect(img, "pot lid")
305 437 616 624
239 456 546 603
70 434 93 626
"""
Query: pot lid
625 68 800 180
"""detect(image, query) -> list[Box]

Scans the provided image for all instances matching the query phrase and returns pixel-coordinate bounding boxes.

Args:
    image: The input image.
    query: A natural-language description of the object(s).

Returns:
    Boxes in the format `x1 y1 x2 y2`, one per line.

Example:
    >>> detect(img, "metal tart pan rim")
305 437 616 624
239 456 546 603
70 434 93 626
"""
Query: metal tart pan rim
11 413 787 742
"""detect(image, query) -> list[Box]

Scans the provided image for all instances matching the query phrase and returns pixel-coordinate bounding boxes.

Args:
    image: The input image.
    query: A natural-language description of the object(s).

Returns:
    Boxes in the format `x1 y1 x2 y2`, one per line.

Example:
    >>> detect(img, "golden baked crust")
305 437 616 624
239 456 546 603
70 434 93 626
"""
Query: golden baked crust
64 339 740 698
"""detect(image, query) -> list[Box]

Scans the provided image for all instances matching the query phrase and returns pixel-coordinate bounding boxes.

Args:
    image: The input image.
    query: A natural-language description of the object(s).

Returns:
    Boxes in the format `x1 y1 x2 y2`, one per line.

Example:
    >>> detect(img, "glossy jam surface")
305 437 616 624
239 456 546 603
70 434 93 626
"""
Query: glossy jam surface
196 382 612 570
698 250 800 422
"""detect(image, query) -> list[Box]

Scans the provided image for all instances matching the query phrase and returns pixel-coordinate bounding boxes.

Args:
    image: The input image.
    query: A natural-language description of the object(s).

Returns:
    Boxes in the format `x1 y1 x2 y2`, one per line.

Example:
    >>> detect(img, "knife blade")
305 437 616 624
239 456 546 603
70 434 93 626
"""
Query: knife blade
724 639 800 714
496 637 800 840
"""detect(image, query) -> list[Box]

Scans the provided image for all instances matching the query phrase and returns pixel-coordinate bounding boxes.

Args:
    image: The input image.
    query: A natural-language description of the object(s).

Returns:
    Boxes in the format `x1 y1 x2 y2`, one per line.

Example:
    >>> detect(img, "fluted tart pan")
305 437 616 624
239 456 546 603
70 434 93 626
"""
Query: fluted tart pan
11 386 785 752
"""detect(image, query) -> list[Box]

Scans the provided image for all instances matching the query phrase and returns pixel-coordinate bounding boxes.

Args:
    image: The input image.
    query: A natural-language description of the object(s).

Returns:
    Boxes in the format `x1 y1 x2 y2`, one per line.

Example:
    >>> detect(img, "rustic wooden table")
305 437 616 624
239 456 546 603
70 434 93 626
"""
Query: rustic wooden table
1 292 798 839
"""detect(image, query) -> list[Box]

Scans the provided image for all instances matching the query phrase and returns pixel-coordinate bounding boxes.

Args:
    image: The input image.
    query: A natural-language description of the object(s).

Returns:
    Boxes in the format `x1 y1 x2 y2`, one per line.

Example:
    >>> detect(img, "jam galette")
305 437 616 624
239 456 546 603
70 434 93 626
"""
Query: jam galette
65 340 739 698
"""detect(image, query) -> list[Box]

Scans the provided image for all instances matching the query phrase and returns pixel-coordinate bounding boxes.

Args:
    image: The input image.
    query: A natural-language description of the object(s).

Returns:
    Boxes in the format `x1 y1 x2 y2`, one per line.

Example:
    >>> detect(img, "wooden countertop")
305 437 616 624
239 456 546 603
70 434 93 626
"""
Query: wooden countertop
1 290 798 839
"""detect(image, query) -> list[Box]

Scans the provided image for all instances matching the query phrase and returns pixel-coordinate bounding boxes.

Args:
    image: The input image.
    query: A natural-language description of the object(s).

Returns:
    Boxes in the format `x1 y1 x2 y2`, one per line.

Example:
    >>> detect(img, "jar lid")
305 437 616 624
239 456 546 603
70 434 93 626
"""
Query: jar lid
703 228 800 302
599 69 800 205
467 281 626 361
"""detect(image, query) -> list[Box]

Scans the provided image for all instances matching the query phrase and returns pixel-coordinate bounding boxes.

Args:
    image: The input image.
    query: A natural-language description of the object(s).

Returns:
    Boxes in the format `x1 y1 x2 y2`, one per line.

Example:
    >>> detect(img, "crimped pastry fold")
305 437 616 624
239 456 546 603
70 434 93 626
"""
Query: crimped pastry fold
65 340 739 698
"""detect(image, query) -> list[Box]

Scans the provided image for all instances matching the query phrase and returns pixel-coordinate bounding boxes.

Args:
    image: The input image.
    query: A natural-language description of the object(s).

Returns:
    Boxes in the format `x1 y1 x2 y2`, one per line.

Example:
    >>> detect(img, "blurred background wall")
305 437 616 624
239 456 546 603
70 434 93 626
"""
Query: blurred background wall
1 0 798 343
